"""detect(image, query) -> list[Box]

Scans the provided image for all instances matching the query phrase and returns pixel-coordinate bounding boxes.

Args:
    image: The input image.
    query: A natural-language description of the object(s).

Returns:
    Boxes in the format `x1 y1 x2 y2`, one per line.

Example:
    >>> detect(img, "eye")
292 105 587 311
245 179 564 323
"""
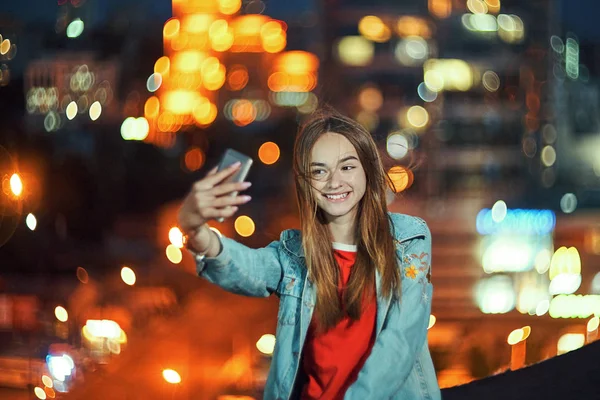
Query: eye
311 169 325 176
341 165 355 171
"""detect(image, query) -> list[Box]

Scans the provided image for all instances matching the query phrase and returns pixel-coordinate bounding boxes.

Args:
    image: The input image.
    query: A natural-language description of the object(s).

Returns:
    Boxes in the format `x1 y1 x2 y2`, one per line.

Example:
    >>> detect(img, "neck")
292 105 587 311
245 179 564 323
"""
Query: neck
325 210 357 245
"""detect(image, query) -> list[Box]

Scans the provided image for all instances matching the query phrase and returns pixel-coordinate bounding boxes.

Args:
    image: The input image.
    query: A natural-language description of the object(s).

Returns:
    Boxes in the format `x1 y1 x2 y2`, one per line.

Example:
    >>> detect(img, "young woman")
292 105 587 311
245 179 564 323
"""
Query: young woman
177 110 441 400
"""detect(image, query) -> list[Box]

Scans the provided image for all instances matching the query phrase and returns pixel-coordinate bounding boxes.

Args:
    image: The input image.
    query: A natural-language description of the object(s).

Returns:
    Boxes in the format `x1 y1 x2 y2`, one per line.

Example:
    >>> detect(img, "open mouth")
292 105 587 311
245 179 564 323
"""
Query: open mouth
323 192 350 201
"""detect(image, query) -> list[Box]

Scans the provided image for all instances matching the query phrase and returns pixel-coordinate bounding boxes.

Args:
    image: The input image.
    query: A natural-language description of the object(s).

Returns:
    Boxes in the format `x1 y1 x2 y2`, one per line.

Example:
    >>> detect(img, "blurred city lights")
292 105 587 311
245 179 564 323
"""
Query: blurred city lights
358 15 391 42
34 386 46 399
424 59 473 91
405 105 429 128
476 208 556 235
66 19 84 38
491 200 507 222
535 299 550 316
549 247 581 280
46 354 75 382
169 227 184 248
26 213 37 230
428 315 436 330
76 266 89 284
184 147 205 171
121 117 150 141
588 316 600 332
85 319 122 339
482 71 500 92
146 73 163 92
395 36 429 66
10 173 23 196
417 82 438 102
386 133 409 160
54 306 68 322
387 166 414 193
89 101 102 121
560 193 578 214
66 101 78 120
428 0 452 19
549 294 600 318
234 216 255 237
337 36 374 66
258 142 280 165
162 369 182 384
166 244 183 264
256 334 276 355
42 375 53 388
121 266 136 286
396 16 432 38
475 275 515 314
557 333 585 355
507 328 523 345
358 86 383 112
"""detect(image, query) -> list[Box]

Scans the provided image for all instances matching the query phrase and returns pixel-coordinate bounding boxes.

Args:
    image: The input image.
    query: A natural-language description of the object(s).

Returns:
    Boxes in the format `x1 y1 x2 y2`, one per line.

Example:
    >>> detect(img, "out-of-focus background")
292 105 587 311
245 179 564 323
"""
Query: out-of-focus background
1 0 600 399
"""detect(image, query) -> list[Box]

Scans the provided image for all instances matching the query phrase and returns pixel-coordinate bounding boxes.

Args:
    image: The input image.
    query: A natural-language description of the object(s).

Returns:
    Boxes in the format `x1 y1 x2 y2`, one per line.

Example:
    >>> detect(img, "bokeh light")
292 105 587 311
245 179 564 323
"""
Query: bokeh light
162 369 182 384
256 334 276 355
166 244 183 264
234 216 255 237
258 142 280 165
169 227 184 248
10 173 23 196
26 213 37 231
120 266 136 286
54 306 68 322
387 166 414 193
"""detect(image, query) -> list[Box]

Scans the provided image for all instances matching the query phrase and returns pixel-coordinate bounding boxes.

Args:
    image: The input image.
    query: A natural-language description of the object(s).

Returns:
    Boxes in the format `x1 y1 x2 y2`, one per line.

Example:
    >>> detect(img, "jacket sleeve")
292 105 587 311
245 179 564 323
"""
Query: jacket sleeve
195 235 283 298
344 224 433 399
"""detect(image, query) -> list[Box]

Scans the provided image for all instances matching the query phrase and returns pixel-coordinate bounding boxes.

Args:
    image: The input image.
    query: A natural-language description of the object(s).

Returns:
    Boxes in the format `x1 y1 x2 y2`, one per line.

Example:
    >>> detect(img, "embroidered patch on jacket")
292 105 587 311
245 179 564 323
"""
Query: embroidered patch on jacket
404 252 431 283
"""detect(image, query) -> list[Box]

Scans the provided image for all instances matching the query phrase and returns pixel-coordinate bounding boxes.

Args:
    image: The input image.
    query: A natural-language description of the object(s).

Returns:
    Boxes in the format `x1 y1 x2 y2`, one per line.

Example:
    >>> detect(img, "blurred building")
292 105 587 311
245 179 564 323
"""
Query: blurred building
318 0 600 381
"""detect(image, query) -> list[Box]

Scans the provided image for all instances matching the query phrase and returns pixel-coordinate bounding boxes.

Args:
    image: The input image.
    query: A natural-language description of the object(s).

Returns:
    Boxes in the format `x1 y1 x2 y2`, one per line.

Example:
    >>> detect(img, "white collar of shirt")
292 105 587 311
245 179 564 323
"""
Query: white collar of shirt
332 242 357 252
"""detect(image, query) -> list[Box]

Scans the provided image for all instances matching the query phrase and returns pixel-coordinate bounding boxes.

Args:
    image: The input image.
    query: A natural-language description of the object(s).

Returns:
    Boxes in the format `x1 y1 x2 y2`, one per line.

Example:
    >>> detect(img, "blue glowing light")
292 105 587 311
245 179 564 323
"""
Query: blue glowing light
476 208 556 235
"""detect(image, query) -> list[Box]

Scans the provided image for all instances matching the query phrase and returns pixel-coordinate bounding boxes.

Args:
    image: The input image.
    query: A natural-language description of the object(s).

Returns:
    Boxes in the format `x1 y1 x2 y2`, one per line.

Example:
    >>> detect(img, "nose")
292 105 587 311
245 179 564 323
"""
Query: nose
327 169 343 190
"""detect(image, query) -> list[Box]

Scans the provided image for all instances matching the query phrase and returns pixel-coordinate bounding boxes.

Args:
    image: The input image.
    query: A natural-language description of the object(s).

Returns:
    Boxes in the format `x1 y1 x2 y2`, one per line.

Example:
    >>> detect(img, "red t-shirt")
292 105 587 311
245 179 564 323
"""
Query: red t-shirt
301 243 377 400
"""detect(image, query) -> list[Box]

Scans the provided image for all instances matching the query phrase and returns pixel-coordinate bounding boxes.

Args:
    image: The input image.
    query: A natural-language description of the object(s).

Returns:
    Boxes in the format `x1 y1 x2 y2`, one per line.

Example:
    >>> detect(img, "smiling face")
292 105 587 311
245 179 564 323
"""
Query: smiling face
309 132 367 223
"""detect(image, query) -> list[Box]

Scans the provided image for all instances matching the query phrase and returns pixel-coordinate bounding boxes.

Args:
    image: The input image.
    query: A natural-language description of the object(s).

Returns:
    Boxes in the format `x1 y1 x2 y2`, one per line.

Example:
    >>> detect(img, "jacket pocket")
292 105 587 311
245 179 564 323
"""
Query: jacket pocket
277 275 303 326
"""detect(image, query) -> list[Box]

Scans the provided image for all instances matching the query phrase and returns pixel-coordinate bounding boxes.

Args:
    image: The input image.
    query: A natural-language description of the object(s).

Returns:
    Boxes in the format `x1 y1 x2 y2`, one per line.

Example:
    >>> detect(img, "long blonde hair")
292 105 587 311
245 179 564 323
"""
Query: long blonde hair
293 109 401 332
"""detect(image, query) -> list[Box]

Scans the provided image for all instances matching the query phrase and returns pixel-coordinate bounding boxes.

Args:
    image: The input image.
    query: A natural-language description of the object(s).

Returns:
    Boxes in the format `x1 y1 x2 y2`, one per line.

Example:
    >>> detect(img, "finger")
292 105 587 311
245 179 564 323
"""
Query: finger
209 181 252 197
207 166 218 176
203 206 238 219
203 162 241 187
211 194 251 208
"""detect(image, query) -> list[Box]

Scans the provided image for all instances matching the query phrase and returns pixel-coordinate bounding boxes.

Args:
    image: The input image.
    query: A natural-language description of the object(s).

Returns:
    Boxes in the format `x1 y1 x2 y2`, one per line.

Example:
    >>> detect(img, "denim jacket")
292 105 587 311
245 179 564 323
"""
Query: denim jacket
196 213 441 400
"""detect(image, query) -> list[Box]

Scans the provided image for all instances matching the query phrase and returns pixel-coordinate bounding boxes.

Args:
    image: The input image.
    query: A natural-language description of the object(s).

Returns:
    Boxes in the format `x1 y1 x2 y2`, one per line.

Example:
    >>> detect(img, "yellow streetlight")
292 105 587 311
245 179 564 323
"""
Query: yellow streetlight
162 368 182 384
10 173 23 196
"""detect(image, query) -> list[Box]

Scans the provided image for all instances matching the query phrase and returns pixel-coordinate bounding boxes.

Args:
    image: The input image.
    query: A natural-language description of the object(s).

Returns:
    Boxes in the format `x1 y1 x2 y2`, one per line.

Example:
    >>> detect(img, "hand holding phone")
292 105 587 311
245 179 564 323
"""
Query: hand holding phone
215 149 253 222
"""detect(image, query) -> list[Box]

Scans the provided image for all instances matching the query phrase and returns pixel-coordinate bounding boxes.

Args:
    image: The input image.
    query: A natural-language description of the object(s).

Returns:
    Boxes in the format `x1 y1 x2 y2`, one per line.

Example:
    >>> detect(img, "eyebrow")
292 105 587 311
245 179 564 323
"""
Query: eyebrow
310 155 359 167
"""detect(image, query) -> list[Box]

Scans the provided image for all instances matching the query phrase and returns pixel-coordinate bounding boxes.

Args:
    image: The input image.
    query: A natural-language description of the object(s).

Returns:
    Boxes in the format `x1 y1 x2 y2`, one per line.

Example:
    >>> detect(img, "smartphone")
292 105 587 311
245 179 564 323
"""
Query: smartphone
215 148 253 222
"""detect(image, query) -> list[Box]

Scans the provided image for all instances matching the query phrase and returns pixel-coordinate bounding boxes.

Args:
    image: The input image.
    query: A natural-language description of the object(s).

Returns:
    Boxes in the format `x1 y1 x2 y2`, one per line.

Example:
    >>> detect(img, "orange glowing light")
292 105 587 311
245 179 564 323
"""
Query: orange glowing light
232 100 256 126
76 266 89 284
162 90 199 114
173 51 206 73
429 0 452 19
219 0 242 15
192 97 218 125
396 16 433 38
121 266 136 286
274 51 319 74
9 173 23 196
234 216 255 237
154 56 170 76
387 166 414 193
263 34 287 53
227 65 249 91
258 142 280 165
144 96 160 119
184 147 205 172
163 18 181 39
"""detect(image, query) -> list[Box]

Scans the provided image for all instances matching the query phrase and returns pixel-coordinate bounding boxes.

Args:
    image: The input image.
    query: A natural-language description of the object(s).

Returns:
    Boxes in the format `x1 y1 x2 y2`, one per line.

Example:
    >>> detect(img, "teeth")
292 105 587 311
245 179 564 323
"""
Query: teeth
326 193 348 200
